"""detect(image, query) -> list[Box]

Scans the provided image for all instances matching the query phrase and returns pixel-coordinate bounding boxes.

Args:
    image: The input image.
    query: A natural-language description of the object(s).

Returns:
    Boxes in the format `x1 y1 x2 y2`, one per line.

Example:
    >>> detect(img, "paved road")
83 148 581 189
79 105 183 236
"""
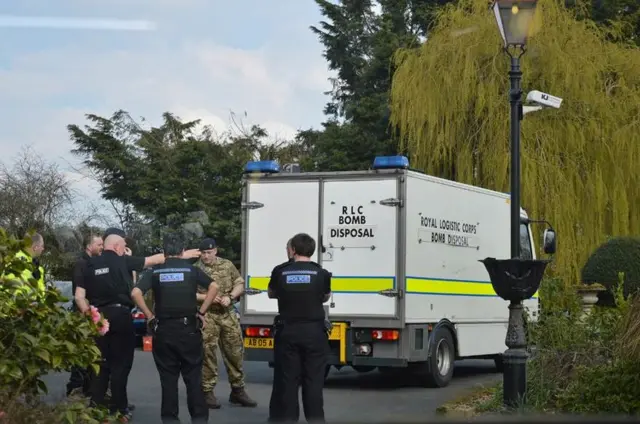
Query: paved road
43 352 500 422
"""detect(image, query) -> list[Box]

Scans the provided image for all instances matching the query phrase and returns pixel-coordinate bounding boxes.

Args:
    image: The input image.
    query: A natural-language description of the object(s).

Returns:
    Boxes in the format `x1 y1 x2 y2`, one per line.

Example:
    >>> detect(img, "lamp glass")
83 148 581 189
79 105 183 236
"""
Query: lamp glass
493 0 538 46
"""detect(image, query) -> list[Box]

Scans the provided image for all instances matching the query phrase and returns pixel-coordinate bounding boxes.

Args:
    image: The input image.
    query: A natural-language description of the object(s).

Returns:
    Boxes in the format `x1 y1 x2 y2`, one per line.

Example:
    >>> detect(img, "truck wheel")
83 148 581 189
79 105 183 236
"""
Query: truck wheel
494 355 504 372
424 327 455 388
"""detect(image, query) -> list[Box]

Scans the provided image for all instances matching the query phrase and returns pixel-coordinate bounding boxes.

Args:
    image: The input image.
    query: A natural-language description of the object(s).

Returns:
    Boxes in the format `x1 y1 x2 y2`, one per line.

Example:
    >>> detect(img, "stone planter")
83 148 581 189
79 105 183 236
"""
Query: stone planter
577 284 606 318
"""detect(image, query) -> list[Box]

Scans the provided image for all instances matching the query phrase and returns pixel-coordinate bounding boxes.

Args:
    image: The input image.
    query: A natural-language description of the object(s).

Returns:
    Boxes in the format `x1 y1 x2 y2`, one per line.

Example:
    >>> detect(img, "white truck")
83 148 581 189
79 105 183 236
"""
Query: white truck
238 155 556 387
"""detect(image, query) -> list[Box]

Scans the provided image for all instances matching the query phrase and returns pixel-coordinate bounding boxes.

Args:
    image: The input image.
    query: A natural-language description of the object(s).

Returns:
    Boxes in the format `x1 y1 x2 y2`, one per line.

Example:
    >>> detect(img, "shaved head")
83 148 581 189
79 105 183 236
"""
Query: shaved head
104 234 126 255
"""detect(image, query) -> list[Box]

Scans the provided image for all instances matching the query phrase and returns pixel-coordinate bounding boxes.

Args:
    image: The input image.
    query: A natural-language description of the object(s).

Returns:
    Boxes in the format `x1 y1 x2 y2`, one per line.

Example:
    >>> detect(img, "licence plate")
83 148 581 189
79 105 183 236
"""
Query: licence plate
244 337 274 349
329 323 343 340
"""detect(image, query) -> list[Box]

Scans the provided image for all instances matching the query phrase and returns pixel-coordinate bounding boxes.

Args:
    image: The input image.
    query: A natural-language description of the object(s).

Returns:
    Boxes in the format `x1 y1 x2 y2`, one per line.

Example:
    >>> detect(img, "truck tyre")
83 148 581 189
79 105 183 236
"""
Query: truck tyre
494 355 504 372
424 327 455 388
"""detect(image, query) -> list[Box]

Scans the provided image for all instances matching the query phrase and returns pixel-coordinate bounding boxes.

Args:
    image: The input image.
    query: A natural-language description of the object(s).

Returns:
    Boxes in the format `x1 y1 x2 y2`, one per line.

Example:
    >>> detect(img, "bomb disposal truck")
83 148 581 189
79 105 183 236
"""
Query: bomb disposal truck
238 156 556 387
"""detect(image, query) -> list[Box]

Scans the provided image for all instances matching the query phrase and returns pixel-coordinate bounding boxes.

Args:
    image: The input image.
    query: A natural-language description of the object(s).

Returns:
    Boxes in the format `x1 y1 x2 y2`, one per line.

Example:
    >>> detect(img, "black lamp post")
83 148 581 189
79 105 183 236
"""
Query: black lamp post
482 0 550 410
492 0 538 259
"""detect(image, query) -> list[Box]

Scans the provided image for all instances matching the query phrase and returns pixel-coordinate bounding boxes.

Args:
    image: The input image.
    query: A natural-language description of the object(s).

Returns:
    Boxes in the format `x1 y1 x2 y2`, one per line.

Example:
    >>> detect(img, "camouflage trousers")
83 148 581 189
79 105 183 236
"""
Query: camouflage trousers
202 310 246 392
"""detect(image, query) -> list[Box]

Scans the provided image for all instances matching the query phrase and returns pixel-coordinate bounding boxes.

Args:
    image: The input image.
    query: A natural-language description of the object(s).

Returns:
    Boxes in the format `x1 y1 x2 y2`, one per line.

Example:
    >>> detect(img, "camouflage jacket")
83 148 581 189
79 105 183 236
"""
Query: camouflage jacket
195 257 243 313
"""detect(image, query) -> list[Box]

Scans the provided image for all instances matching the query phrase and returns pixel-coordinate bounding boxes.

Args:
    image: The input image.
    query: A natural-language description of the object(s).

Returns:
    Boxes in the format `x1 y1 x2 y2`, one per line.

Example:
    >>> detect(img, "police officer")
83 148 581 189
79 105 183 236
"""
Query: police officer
74 228 200 422
268 238 295 421
3 232 46 293
131 233 219 424
66 233 103 397
267 233 332 423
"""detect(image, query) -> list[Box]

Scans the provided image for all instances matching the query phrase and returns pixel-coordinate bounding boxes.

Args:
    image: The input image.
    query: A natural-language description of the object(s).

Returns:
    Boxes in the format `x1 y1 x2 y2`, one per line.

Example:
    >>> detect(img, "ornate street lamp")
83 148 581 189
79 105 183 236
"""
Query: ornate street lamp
482 0 552 410
493 0 538 48
493 0 539 260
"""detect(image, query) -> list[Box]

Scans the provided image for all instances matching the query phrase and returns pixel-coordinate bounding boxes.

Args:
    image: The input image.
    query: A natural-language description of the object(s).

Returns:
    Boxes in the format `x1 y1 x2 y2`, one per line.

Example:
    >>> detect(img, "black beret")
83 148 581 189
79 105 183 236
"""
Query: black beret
103 227 126 239
199 238 217 251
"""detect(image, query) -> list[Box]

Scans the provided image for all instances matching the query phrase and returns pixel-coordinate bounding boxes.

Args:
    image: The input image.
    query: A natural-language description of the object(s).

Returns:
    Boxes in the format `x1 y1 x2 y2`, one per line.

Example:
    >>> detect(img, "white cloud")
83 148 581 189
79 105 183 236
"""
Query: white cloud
171 106 229 135
0 15 157 31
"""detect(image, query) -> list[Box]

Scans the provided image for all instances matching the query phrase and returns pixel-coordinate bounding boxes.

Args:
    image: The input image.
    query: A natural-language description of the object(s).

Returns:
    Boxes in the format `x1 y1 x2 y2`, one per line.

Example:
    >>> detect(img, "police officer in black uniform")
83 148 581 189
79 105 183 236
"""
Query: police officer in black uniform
268 238 295 421
74 228 200 422
268 233 332 423
66 233 104 397
131 232 219 424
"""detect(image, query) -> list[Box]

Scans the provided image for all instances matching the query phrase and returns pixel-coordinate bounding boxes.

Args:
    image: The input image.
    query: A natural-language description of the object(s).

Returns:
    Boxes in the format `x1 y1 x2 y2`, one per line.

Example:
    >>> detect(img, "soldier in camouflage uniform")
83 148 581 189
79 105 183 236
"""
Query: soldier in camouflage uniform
195 238 257 409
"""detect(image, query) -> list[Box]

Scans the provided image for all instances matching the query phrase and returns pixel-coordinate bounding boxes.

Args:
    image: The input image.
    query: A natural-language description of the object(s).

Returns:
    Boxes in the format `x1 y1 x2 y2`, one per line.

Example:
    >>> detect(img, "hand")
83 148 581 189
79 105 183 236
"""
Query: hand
181 249 201 259
197 313 206 329
147 317 158 334
124 247 132 256
219 295 231 307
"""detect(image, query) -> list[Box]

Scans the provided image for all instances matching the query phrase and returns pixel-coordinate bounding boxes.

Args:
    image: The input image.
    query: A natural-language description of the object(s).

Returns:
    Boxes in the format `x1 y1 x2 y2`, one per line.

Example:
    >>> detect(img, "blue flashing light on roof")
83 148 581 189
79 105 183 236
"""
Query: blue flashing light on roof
372 155 409 170
244 160 280 174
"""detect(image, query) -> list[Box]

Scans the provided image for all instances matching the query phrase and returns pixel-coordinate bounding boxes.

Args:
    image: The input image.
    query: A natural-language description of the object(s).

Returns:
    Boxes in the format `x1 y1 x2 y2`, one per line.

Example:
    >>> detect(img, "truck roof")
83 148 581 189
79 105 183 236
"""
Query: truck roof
242 168 529 218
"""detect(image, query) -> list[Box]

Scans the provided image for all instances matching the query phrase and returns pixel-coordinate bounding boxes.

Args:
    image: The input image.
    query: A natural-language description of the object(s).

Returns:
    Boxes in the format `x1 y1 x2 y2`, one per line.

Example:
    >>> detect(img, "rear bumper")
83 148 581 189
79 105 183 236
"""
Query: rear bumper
242 322 408 368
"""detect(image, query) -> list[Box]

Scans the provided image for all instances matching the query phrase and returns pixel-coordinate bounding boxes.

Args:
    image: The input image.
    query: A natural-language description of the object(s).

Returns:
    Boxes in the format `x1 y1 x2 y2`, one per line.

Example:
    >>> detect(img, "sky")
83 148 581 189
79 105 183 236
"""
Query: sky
0 0 334 226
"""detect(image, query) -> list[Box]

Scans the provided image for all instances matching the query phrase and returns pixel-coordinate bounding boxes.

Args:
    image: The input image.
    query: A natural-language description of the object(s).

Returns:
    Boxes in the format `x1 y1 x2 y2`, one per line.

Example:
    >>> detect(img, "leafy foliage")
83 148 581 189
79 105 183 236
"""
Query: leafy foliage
68 111 307 262
581 236 640 299
0 391 111 424
481 273 640 414
585 0 640 45
390 0 640 285
301 0 440 171
0 228 106 421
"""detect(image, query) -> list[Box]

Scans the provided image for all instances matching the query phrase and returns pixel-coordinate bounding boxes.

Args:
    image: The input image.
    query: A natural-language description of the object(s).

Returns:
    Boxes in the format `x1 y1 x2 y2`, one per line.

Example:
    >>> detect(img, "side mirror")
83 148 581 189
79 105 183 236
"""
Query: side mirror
543 229 556 254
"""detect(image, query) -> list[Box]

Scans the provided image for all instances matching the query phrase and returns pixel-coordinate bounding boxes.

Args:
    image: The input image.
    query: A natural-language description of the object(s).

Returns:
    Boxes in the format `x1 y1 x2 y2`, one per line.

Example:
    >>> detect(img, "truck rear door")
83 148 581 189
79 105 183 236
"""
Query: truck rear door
242 179 320 316
321 178 400 320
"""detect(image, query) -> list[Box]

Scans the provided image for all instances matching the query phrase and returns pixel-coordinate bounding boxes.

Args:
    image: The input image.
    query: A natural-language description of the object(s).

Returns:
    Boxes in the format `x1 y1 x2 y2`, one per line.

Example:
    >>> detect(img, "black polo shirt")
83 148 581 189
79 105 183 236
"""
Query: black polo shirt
78 250 145 308
268 260 331 323
72 252 90 295
71 252 90 311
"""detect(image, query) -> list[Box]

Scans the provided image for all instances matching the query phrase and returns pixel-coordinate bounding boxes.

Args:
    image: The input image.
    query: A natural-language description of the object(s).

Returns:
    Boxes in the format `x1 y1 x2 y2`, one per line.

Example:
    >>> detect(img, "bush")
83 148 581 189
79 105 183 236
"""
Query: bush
581 236 640 300
485 274 640 415
0 390 111 424
0 228 110 423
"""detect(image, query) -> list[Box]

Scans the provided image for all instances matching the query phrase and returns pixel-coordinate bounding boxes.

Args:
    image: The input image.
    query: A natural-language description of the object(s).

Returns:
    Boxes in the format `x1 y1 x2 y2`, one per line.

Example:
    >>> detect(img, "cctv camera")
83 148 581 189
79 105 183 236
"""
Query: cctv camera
525 90 563 109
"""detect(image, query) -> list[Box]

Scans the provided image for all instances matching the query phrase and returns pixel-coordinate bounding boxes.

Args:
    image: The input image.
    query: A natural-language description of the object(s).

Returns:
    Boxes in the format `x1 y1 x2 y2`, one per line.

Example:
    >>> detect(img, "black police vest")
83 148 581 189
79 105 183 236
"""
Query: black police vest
277 262 326 322
152 265 199 319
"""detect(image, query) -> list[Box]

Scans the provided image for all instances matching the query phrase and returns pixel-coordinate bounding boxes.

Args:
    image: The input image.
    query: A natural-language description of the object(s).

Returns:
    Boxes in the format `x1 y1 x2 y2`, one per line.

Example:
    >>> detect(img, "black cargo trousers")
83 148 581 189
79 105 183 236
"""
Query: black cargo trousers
91 304 136 415
151 316 209 424
271 320 329 423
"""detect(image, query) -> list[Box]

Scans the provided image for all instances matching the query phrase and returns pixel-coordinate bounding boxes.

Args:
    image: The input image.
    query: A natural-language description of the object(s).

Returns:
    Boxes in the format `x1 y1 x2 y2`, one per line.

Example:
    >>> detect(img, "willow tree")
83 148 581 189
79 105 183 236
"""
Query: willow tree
390 0 640 284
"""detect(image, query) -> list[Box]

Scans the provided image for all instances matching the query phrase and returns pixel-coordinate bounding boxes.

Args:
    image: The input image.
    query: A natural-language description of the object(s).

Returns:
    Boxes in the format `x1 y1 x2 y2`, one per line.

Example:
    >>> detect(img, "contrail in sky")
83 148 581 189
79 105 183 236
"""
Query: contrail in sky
0 15 157 31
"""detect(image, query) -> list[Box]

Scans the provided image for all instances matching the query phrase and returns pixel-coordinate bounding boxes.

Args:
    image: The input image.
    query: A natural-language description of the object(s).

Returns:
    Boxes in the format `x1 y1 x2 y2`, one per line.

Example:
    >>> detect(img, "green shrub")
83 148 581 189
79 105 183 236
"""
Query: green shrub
0 228 110 422
555 360 640 414
0 390 111 424
618 295 640 362
581 236 640 300
486 275 636 414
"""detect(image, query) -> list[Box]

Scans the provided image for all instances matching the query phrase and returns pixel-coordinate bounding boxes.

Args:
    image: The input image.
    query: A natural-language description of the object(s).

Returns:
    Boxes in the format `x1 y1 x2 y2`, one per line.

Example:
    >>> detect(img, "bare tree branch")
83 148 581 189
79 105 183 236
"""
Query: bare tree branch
0 146 73 235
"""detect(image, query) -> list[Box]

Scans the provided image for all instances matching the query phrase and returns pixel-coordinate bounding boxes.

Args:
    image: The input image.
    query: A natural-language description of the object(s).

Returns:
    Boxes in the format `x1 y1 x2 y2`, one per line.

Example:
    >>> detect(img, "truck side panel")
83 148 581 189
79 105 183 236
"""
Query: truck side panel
403 173 539 357
243 180 320 315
